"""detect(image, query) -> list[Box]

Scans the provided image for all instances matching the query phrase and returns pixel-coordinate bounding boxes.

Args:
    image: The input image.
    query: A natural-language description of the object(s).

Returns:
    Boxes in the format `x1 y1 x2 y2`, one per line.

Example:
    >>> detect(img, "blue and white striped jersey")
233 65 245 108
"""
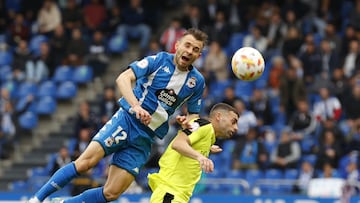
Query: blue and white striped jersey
118 52 205 139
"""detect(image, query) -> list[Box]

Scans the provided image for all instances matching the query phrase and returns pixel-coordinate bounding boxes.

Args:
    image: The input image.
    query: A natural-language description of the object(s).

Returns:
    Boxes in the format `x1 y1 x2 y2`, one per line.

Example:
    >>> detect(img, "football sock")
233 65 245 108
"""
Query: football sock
35 162 79 201
64 187 107 203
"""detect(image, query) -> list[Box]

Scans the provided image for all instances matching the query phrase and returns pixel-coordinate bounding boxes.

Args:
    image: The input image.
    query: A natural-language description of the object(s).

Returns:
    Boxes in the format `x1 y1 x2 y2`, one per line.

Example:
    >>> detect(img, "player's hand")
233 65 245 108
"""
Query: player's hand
176 115 192 129
210 145 222 154
130 105 152 125
198 156 214 173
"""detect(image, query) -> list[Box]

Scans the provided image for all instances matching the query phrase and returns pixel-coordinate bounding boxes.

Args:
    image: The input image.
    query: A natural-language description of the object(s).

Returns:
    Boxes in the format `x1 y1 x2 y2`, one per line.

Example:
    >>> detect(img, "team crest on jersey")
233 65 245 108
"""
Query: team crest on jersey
186 77 196 88
137 59 148 68
156 89 178 107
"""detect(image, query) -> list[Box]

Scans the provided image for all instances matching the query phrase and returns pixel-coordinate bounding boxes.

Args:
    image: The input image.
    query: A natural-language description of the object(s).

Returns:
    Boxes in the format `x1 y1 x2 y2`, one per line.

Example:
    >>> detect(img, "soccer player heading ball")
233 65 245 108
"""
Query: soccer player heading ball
28 28 208 203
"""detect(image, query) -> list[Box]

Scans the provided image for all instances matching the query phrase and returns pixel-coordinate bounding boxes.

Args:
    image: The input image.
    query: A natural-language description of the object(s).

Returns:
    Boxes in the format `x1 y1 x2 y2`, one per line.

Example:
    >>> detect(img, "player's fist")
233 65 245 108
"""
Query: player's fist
198 156 214 173
130 104 152 125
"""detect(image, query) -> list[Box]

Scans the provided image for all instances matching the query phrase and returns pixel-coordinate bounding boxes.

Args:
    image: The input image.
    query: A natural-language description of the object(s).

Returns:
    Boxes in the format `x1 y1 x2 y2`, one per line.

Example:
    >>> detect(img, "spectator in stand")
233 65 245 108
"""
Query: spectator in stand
318 162 339 178
160 17 186 54
206 9 232 48
341 39 360 79
8 13 30 46
180 3 206 30
66 28 88 66
26 42 54 83
117 0 151 56
83 0 107 33
99 85 119 125
0 95 34 159
233 98 257 138
204 40 229 82
282 26 303 62
73 100 99 138
340 25 357 58
243 25 268 54
85 30 109 76
266 11 286 51
248 88 274 127
331 68 349 104
341 83 360 133
293 160 315 194
319 39 340 80
145 38 162 56
201 0 225 27
221 86 239 106
232 127 268 170
323 23 342 55
279 67 307 119
313 87 342 124
298 40 322 85
12 40 31 82
315 129 342 169
51 146 72 175
288 99 317 140
62 0 83 33
37 0 62 36
72 128 92 160
225 0 245 32
349 0 360 31
283 9 302 35
49 25 68 69
268 56 286 95
106 5 122 35
269 129 301 170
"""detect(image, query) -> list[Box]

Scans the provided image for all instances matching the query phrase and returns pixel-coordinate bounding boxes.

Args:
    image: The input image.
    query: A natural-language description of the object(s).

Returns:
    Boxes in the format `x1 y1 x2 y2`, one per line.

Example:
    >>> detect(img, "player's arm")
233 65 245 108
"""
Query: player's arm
171 132 214 173
116 68 151 125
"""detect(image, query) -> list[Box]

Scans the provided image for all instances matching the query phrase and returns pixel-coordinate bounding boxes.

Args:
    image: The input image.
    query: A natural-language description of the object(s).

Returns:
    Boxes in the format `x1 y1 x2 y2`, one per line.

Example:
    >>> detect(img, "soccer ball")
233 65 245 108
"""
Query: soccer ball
231 47 265 81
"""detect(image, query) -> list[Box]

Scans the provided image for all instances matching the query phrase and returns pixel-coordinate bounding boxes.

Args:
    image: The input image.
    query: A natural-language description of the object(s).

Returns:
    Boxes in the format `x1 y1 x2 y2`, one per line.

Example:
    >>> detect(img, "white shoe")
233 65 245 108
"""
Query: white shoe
49 198 64 203
28 197 41 203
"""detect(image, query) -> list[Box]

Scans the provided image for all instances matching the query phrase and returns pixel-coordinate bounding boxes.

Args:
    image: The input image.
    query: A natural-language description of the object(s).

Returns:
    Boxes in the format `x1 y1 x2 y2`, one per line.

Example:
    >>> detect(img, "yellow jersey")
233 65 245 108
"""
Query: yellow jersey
148 118 216 202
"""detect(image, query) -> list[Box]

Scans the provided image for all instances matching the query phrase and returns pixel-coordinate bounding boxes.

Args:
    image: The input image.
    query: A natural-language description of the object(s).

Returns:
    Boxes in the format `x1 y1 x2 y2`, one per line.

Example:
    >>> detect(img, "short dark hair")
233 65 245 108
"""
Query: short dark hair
183 28 208 47
209 103 239 118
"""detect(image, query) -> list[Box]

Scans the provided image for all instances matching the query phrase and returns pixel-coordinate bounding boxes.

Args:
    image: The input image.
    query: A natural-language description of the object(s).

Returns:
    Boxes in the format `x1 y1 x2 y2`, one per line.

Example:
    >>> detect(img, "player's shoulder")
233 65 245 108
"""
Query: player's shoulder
182 118 211 135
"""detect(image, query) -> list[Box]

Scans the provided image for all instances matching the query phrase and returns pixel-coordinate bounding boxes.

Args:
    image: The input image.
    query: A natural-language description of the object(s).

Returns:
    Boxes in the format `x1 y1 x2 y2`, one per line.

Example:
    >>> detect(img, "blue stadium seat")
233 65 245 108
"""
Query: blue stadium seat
72 65 93 84
15 95 37 113
18 111 38 129
0 65 12 82
36 96 57 115
0 51 13 66
284 169 299 180
56 81 78 99
301 138 315 154
208 79 232 102
244 169 263 188
234 80 254 102
10 180 29 192
227 33 244 56
29 35 48 57
16 81 38 99
37 80 57 98
302 154 317 165
260 169 283 194
108 34 128 54
53 65 74 83
30 167 50 177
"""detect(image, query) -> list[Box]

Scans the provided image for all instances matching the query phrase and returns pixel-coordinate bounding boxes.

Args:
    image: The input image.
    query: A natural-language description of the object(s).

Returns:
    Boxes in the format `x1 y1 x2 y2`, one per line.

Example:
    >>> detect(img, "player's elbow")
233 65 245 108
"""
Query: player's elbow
171 140 182 152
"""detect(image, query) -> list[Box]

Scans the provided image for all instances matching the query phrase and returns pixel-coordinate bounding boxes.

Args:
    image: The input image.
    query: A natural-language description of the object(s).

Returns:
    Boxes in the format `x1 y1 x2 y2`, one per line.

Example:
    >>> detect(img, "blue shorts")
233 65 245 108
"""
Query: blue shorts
92 108 155 176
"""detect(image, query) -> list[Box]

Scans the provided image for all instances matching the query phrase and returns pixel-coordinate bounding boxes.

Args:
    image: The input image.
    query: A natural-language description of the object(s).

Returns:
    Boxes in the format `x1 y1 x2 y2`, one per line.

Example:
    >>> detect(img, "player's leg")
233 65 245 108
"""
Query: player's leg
63 165 134 203
29 141 105 203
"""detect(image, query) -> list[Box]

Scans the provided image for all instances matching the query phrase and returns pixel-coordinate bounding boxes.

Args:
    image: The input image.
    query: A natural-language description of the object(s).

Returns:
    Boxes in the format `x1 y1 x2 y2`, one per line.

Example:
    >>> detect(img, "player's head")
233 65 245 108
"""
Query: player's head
174 28 208 71
209 103 239 139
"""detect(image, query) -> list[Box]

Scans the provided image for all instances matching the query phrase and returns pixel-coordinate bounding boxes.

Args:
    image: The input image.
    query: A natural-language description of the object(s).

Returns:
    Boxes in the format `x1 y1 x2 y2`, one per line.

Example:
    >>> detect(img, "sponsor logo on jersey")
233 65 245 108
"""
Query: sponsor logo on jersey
156 89 178 107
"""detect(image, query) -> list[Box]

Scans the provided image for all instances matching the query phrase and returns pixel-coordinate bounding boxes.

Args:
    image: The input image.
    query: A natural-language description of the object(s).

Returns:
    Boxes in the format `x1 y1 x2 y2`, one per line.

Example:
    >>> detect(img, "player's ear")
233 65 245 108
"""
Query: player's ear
175 40 179 51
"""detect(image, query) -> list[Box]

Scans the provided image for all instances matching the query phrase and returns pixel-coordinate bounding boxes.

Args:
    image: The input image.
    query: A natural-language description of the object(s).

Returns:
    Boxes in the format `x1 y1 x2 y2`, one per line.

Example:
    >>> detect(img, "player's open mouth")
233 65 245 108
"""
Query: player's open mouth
181 56 190 62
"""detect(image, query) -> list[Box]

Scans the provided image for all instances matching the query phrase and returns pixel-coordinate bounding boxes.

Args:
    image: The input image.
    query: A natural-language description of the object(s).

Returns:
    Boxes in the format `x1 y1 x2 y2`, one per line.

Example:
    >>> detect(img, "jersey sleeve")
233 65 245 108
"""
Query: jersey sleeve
188 124 212 145
128 53 161 79
186 78 205 114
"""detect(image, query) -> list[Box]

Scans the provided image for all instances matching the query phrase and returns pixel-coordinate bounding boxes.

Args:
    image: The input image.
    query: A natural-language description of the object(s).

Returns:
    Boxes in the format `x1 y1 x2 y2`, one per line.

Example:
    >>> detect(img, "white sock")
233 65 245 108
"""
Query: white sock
28 197 41 203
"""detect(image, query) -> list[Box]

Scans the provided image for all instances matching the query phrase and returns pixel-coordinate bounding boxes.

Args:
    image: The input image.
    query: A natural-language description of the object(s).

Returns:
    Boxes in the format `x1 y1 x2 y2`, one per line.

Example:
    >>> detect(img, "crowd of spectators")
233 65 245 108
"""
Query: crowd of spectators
1 0 360 196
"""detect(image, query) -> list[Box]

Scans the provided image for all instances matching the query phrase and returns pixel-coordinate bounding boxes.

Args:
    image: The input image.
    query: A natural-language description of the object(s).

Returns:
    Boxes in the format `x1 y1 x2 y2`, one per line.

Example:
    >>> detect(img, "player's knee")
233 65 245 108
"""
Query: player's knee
102 187 122 201
74 159 94 173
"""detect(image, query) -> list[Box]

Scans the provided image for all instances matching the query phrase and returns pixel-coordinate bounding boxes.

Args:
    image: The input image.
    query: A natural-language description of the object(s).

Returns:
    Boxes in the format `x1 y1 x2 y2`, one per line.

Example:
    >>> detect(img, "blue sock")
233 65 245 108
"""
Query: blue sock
64 187 107 203
35 162 79 201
